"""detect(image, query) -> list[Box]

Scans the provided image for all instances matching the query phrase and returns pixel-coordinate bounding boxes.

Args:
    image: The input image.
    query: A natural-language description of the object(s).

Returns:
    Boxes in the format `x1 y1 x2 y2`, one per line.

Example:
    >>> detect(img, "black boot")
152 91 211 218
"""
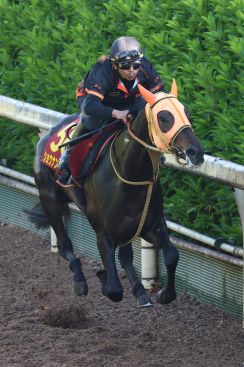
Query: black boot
56 150 73 186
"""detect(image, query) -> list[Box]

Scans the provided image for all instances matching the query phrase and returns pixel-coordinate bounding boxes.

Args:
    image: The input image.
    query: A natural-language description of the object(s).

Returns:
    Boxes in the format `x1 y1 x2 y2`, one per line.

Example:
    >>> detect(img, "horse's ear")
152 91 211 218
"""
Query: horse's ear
171 78 178 97
138 84 157 105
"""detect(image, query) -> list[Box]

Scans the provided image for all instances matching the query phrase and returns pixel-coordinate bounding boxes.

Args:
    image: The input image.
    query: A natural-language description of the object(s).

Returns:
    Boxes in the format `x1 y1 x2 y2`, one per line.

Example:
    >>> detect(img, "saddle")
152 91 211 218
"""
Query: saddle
41 118 122 187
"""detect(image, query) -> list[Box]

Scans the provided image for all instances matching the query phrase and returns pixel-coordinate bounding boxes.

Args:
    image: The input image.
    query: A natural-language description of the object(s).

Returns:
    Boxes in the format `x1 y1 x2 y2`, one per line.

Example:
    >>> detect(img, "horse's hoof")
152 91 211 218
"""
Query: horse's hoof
106 285 124 302
137 294 154 308
107 291 123 303
156 288 176 304
96 269 123 302
73 281 88 297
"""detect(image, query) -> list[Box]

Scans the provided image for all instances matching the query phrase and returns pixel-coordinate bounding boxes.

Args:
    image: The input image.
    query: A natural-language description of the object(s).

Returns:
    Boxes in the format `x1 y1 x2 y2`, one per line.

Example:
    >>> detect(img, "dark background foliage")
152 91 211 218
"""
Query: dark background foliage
0 0 243 245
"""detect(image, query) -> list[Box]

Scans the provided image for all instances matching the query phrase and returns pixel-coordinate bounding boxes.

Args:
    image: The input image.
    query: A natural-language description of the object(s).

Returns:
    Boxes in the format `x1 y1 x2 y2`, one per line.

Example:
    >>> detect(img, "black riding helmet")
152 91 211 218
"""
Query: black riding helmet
110 36 143 64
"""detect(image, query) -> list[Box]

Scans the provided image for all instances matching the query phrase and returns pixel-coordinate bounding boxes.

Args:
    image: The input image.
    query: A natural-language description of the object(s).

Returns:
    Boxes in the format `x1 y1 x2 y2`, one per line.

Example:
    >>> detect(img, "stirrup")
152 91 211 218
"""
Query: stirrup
56 170 75 188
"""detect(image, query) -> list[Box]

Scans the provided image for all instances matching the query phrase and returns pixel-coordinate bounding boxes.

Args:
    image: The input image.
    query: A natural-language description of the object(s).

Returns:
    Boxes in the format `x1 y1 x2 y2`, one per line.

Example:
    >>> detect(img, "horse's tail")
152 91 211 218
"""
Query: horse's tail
23 202 50 229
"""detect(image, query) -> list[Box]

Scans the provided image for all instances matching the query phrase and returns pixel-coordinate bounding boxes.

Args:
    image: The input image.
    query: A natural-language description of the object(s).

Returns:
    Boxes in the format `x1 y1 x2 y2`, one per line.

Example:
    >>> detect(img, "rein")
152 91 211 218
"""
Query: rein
126 123 162 153
109 130 160 186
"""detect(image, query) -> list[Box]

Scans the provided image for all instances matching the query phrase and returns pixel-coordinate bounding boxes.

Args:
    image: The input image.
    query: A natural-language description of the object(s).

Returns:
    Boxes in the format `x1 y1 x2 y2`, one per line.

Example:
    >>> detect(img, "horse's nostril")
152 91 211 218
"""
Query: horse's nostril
186 148 195 157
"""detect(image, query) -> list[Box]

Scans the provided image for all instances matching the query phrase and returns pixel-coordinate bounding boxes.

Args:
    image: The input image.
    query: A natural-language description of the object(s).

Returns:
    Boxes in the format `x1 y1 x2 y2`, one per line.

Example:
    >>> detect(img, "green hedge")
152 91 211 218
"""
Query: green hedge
0 0 243 245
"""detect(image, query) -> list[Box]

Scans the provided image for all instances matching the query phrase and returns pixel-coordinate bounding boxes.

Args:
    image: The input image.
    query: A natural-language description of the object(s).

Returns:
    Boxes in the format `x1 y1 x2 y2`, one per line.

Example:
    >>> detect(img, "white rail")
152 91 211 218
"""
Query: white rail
1 95 244 189
0 95 66 129
164 154 244 190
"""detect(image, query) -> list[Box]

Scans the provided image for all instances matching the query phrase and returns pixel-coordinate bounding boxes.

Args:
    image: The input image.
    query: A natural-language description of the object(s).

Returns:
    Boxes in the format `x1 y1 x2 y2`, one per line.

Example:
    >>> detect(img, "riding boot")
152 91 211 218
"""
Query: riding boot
56 149 72 186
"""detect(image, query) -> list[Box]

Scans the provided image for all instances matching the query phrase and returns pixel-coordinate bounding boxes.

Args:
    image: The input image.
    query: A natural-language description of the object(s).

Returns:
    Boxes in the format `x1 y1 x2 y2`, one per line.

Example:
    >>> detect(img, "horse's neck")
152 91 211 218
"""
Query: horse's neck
114 109 156 181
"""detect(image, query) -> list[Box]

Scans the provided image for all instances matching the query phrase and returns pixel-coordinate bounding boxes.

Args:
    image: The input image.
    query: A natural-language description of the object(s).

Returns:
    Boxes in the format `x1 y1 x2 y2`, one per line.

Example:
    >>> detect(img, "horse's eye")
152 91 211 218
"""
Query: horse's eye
184 107 191 120
157 111 174 133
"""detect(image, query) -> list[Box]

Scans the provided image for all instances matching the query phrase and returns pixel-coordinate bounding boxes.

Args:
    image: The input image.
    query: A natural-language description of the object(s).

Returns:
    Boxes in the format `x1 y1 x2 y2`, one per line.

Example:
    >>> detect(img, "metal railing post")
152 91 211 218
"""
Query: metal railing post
233 188 244 327
141 239 157 289
50 228 58 253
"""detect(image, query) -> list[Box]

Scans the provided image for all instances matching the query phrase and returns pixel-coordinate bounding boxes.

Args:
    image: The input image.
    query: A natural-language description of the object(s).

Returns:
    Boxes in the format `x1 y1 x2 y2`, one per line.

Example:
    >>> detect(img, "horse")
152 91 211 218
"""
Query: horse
26 80 204 307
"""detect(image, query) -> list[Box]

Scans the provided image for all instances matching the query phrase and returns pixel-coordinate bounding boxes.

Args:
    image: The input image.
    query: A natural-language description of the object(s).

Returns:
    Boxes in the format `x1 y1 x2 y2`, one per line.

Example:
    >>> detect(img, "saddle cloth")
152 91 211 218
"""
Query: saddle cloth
41 117 121 182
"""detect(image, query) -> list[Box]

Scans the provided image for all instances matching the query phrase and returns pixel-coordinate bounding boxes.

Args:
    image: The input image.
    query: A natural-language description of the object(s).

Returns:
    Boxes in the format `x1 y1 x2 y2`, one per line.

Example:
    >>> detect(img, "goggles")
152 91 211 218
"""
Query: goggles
111 50 143 63
117 61 141 71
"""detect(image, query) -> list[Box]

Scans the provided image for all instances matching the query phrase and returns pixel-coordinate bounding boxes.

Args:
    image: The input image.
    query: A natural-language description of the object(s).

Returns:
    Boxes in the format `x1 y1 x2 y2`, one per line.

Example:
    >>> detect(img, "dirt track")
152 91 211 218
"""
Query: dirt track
0 224 243 367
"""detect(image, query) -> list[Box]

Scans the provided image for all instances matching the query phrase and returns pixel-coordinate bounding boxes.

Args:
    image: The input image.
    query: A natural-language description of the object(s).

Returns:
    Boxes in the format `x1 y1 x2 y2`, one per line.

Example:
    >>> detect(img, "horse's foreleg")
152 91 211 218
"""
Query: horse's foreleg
39 188 88 296
142 217 179 304
96 236 123 302
118 244 153 307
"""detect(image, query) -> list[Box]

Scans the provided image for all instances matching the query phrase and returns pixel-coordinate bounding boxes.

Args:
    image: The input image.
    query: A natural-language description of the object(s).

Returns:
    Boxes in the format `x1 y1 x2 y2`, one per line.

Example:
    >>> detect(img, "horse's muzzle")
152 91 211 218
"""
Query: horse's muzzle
185 147 204 167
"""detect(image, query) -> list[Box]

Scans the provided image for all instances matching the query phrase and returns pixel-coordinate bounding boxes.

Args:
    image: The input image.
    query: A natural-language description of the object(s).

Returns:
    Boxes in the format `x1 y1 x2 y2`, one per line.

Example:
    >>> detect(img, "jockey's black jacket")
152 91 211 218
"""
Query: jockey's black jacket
76 57 165 120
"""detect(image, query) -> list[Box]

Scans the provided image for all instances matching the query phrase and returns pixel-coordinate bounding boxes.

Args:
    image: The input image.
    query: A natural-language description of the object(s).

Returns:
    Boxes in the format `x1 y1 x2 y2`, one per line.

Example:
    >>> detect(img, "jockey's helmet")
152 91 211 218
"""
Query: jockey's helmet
110 36 143 64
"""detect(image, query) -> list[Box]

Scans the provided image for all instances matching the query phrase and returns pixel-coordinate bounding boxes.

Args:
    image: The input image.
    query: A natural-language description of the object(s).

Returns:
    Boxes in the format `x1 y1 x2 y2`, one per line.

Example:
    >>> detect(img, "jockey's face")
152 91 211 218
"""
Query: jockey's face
114 62 141 81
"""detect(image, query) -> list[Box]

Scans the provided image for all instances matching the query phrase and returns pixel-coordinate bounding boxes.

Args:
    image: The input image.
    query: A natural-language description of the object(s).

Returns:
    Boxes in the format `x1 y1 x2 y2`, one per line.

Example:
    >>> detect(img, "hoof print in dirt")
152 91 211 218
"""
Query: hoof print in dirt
41 304 88 329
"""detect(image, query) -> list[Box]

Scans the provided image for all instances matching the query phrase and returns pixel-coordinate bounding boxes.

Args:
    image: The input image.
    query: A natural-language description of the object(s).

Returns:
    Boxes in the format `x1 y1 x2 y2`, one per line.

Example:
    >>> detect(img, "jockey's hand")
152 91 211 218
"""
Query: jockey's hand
112 109 129 124
126 113 134 123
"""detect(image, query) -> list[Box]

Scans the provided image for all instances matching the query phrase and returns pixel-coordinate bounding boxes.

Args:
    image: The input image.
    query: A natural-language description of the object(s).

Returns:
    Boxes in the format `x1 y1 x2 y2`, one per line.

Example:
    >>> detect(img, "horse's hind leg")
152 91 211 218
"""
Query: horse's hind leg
38 182 88 297
118 244 153 307
142 217 179 304
96 235 123 302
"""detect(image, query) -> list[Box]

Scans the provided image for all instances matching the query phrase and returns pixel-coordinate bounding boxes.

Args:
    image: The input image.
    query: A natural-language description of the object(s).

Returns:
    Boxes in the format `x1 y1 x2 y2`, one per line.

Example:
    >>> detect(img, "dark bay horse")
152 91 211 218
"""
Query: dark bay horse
27 81 204 307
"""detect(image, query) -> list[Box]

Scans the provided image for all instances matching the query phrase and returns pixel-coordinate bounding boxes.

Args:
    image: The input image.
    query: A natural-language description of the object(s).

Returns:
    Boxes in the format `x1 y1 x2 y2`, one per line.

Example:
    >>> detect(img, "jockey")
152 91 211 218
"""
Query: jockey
57 36 165 185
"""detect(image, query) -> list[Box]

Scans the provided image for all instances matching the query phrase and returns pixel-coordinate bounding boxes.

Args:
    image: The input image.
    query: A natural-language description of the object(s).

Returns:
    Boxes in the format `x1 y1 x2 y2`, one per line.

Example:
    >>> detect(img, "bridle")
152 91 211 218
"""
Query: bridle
110 94 193 185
